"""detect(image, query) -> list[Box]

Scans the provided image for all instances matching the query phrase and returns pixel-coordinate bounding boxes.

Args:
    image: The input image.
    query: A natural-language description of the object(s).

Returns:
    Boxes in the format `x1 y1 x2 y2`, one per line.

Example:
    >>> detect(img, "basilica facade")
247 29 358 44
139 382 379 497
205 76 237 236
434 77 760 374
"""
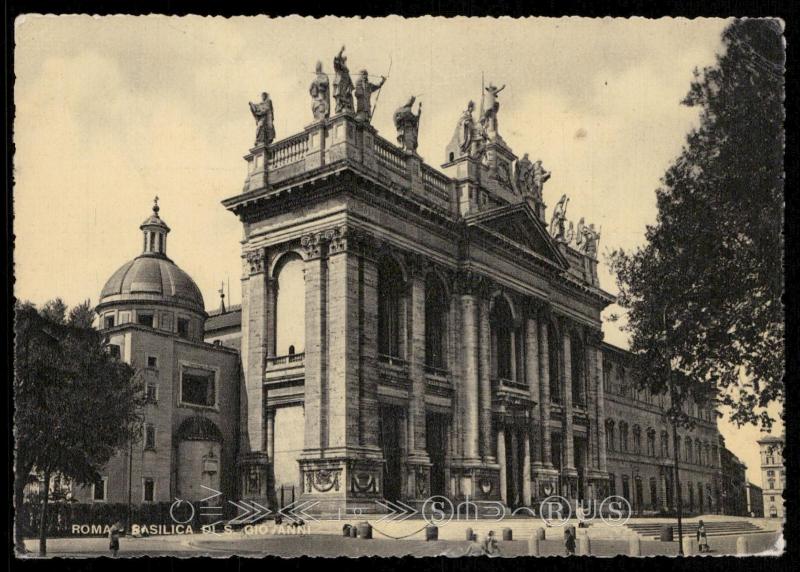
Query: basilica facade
79 60 726 516
209 61 724 515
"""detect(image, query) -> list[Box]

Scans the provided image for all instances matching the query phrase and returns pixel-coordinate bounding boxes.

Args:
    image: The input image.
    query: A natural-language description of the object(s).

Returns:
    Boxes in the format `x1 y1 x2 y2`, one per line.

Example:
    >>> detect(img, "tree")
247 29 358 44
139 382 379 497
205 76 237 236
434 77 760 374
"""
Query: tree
609 19 784 430
14 300 144 555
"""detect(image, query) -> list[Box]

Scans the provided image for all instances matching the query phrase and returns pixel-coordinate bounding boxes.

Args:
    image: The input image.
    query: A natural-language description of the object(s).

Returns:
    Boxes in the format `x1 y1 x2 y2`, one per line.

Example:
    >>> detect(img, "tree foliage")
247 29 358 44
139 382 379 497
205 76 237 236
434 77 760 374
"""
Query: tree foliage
609 19 784 430
14 299 144 554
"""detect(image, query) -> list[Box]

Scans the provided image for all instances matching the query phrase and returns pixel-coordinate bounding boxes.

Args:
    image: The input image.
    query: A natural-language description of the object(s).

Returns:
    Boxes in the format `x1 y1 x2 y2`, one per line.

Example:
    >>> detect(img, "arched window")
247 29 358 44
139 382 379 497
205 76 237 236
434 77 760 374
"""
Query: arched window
695 439 702 465
686 439 693 465
378 256 405 358
491 296 515 380
632 425 642 454
619 421 629 452
647 429 656 457
606 419 615 452
676 436 682 461
274 253 305 356
661 430 669 458
570 335 586 407
548 322 561 403
424 273 448 370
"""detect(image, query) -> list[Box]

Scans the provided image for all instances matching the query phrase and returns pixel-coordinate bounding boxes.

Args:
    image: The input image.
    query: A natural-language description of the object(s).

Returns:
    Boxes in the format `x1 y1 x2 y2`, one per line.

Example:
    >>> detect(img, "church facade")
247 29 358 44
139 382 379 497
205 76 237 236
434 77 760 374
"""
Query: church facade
78 59 727 517
211 59 724 515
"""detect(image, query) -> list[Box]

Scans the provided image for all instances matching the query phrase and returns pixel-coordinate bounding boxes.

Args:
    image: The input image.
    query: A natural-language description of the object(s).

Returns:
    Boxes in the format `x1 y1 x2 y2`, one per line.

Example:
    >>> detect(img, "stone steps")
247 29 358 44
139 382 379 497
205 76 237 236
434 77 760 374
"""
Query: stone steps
626 520 763 539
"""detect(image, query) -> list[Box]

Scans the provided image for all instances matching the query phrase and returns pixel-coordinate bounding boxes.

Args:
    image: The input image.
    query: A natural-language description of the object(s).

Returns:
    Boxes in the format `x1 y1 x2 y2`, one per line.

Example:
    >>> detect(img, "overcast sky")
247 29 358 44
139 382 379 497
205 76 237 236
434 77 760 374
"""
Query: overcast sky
14 15 782 483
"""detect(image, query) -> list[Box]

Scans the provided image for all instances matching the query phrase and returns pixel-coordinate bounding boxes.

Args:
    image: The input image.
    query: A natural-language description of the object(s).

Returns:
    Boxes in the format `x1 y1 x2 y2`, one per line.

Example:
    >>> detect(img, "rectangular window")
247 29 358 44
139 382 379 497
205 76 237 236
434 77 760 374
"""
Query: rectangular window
180 367 216 408
137 313 154 327
145 383 158 404
143 478 155 502
145 424 156 450
177 318 190 338
92 476 107 501
104 315 115 329
107 344 121 359
147 355 158 368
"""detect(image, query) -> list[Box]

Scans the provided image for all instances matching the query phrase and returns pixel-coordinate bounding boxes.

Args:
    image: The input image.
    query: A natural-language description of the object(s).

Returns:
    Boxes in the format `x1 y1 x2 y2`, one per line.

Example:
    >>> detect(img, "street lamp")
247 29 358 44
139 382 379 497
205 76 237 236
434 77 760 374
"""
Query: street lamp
663 306 684 556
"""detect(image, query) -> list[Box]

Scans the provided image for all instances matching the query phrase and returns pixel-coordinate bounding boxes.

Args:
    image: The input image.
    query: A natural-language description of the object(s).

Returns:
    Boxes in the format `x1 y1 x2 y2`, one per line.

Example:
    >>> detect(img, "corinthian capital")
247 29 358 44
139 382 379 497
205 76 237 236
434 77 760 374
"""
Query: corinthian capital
244 249 267 275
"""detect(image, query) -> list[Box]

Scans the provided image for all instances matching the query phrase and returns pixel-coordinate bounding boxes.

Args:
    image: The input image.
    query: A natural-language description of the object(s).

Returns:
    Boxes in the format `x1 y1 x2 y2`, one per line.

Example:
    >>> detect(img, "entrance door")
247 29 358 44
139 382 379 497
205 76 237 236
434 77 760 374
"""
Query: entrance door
426 413 447 497
380 405 404 502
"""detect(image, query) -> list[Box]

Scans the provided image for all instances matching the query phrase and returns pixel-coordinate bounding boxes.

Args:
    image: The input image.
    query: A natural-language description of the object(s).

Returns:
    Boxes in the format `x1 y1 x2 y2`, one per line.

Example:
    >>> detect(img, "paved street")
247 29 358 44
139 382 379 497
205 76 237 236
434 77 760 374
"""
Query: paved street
20 524 783 558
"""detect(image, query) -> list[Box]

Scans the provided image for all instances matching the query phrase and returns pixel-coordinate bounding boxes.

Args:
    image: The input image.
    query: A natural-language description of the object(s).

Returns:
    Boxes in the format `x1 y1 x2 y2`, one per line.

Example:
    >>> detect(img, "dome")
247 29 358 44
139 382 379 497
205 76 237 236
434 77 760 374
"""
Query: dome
97 198 205 315
176 416 223 442
99 255 205 313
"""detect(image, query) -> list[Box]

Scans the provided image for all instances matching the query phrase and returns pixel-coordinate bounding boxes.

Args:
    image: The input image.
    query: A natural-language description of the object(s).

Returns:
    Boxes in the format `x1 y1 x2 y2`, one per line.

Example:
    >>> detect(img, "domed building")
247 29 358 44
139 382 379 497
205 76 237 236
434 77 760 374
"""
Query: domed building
74 200 240 509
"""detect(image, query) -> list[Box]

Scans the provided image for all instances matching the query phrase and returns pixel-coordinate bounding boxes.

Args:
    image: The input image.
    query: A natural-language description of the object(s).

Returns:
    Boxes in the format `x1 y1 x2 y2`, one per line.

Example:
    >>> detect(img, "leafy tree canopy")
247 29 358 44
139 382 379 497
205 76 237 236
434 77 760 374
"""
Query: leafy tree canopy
609 19 784 430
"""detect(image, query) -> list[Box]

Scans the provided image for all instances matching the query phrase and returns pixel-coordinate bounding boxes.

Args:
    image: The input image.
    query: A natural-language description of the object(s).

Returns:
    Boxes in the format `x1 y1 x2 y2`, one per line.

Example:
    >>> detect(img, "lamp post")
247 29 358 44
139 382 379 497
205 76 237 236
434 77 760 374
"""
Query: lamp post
664 306 684 555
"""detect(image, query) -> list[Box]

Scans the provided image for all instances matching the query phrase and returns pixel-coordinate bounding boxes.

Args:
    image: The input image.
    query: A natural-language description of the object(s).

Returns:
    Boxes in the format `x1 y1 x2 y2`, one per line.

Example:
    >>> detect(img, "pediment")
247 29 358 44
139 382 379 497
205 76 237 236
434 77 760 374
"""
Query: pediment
464 202 569 270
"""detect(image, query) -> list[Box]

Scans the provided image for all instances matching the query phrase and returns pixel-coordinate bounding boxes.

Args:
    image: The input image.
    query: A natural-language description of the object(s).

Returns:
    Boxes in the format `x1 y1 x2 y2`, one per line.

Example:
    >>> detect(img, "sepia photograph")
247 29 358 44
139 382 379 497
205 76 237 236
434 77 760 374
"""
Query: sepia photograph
11 14 786 559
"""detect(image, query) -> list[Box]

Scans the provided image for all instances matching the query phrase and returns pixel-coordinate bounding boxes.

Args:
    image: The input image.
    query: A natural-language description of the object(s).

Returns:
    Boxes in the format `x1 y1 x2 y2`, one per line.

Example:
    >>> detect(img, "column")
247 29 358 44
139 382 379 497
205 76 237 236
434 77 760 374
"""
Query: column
585 338 599 470
241 248 268 453
562 330 575 471
408 269 428 456
301 233 328 452
266 409 276 461
359 245 381 449
596 345 608 473
511 430 520 505
497 424 507 505
479 297 493 461
526 314 542 467
522 430 532 505
460 293 480 460
538 319 553 468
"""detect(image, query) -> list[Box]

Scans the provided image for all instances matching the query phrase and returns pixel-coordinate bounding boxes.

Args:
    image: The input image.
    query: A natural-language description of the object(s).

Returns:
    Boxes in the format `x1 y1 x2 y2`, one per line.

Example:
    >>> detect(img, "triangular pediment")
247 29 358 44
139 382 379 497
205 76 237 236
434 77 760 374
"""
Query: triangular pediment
464 202 569 270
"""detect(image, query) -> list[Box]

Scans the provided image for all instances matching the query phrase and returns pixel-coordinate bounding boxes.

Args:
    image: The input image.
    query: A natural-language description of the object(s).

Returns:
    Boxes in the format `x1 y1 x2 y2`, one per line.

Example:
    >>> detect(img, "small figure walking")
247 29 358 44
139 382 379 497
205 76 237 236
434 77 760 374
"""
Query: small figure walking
696 520 709 553
564 525 576 556
483 530 501 556
272 514 286 535
108 521 123 557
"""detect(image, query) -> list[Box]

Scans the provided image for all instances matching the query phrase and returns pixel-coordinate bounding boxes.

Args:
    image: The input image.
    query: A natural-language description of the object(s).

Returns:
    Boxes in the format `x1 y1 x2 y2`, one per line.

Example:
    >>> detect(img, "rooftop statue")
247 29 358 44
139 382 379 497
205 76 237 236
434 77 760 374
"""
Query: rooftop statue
532 160 551 199
514 153 534 196
309 61 331 121
393 96 422 152
355 69 386 123
480 82 505 141
576 219 601 257
333 45 354 114
249 92 275 146
452 100 488 160
549 194 570 242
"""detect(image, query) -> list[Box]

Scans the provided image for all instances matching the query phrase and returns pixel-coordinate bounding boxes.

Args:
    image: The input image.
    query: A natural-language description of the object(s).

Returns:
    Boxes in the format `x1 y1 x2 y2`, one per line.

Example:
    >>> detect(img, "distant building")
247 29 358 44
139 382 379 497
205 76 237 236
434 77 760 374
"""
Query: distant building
719 441 748 516
758 433 785 518
746 482 764 518
73 202 240 506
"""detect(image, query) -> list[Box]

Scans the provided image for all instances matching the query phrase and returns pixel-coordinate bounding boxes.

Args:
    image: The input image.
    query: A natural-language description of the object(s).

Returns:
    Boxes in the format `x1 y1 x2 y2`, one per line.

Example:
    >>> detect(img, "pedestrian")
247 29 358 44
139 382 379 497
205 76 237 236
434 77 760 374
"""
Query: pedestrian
696 520 709 553
108 521 123 557
483 530 501 556
564 525 576 556
272 514 286 535
465 532 485 556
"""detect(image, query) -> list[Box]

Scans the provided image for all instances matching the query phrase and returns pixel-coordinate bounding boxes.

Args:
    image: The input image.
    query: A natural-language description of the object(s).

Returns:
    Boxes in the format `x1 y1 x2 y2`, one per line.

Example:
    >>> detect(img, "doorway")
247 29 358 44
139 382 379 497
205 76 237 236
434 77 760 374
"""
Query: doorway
379 404 404 502
426 413 448 497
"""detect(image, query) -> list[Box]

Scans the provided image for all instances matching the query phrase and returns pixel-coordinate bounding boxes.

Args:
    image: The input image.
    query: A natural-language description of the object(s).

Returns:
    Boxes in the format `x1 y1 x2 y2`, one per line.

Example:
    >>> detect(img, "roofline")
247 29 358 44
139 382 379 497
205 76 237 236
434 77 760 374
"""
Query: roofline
99 322 238 354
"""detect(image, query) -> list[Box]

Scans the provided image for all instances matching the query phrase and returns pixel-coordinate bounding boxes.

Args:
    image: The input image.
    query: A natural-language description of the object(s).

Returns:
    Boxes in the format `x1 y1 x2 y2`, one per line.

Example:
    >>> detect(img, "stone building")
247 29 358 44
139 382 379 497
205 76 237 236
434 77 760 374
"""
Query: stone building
215 69 725 515
746 482 764 518
73 202 240 506
758 433 785 518
720 442 748 516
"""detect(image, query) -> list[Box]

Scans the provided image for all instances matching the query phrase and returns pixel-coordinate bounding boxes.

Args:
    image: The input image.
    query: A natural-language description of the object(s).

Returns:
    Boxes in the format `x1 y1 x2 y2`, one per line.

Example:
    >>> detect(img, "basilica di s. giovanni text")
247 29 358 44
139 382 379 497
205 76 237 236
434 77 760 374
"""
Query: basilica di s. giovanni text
76 47 725 517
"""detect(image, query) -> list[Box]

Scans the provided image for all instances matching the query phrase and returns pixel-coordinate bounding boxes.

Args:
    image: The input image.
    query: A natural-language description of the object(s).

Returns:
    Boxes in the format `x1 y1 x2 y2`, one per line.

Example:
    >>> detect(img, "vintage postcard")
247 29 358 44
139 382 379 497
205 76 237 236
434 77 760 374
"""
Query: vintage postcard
12 15 785 558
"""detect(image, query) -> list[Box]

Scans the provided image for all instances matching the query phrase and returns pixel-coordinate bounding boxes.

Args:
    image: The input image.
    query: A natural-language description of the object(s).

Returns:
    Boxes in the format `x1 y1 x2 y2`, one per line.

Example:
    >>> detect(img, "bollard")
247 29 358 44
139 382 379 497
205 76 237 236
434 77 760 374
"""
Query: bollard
681 536 697 555
736 536 748 555
466 527 474 541
502 528 513 541
357 521 372 540
535 527 546 541
425 525 438 542
579 535 591 556
342 524 351 537
528 535 540 556
350 524 359 538
628 533 641 556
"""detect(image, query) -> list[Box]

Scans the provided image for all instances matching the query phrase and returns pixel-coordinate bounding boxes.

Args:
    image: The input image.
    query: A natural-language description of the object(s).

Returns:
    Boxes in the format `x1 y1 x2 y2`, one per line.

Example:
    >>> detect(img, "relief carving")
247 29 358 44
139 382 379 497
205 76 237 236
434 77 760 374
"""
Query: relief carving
244 249 266 274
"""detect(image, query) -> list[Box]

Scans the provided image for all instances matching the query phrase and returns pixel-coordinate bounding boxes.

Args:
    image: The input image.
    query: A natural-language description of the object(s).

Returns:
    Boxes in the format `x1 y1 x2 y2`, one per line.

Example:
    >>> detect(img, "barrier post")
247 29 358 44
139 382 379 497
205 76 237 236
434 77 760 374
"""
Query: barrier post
736 536 749 555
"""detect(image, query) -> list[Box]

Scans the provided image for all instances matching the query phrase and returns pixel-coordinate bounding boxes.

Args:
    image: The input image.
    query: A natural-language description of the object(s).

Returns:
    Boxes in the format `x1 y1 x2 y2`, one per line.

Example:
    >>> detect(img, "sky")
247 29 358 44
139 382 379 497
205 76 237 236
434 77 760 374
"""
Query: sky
13 15 782 484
